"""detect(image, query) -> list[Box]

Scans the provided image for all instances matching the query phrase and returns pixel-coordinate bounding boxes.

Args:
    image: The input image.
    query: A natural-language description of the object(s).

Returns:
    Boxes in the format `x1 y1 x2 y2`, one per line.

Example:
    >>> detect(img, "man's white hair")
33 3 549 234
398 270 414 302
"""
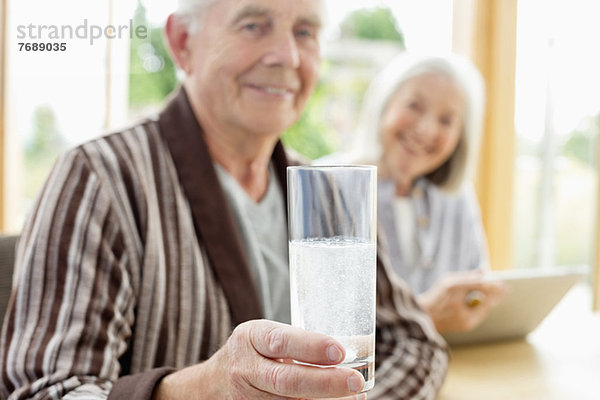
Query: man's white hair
174 0 219 32
175 0 328 35
176 0 217 16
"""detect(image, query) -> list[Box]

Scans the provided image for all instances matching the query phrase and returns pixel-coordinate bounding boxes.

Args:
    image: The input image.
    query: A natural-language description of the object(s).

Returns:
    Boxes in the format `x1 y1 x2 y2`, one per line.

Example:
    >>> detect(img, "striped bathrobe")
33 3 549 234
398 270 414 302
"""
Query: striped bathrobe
0 88 448 400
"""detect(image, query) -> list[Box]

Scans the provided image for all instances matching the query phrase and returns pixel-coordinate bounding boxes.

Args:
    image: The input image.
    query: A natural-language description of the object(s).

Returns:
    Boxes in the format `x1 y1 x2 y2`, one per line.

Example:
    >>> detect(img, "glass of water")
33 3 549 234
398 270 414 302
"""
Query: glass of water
287 165 377 392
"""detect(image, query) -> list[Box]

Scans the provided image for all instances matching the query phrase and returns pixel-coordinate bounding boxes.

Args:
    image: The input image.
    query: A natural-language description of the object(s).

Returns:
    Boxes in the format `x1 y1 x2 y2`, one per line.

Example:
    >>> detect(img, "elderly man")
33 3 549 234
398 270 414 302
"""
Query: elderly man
0 0 448 399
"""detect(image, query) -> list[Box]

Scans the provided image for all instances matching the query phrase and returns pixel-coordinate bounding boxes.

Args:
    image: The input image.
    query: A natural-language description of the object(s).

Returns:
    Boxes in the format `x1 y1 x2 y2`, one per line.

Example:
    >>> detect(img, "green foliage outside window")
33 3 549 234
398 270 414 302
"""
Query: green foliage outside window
24 106 65 200
339 6 404 42
129 2 177 109
562 115 599 168
281 79 336 160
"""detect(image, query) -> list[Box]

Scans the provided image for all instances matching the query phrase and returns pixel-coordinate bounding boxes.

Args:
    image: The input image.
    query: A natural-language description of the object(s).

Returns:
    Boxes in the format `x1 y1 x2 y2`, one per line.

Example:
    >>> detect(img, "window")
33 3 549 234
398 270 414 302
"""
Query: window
513 0 600 272
3 0 151 231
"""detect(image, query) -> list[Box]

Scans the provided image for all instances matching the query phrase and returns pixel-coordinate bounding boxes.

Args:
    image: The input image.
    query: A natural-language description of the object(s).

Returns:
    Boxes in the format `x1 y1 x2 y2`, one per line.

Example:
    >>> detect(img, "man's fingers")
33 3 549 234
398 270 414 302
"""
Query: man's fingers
247 320 346 365
230 320 366 398
250 358 365 398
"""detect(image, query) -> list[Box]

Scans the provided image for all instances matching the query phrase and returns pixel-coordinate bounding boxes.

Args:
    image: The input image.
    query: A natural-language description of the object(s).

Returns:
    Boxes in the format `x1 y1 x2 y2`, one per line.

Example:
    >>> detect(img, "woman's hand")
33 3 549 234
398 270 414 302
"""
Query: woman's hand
418 271 508 333
153 320 367 399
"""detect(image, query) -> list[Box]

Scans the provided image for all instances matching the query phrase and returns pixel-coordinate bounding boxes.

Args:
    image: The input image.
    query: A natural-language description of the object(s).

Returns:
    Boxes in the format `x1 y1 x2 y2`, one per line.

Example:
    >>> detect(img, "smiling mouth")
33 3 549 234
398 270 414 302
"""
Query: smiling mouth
399 135 431 156
247 84 296 97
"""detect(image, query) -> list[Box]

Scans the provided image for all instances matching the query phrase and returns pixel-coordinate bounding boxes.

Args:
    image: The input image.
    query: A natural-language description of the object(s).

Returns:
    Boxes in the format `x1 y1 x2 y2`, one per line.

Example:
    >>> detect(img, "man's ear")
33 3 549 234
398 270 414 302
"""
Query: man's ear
164 14 192 74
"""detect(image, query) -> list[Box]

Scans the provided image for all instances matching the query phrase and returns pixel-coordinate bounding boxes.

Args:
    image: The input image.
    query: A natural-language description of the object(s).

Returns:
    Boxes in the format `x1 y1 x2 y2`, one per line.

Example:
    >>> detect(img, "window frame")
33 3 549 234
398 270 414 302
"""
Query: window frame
0 0 7 231
452 0 518 272
454 0 600 309
595 118 600 310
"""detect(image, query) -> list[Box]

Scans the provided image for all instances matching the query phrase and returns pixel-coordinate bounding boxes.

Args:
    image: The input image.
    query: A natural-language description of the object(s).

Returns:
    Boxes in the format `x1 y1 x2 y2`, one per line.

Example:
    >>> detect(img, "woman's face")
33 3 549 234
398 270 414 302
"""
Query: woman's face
380 72 466 187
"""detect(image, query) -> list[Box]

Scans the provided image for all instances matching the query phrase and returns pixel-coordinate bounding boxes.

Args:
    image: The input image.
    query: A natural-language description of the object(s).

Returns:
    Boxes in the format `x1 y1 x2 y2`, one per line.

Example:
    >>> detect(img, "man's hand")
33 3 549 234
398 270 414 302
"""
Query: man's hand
418 271 508 333
153 320 367 399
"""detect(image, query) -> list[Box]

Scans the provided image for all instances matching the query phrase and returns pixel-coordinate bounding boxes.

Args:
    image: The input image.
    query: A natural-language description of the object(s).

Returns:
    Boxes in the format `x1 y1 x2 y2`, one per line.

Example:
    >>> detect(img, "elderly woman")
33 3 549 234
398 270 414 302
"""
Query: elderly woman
348 53 507 333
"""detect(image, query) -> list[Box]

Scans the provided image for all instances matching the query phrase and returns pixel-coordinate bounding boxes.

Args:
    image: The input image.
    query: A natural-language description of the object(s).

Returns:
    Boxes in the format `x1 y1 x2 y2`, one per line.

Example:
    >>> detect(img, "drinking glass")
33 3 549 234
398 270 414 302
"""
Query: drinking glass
287 165 377 392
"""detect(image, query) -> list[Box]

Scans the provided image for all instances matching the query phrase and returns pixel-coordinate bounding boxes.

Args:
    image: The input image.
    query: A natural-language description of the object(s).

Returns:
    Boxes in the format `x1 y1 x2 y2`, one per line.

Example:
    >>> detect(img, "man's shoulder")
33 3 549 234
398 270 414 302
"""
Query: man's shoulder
54 116 168 181
76 116 163 155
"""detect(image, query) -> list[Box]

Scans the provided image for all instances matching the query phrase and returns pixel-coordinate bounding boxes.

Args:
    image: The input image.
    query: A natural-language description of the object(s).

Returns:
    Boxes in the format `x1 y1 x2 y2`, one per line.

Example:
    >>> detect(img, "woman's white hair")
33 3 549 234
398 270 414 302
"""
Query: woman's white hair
351 52 486 192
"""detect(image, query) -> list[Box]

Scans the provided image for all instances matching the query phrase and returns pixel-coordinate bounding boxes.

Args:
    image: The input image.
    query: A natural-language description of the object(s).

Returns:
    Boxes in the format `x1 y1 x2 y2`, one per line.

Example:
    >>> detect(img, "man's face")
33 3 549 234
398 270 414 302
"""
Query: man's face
182 0 323 138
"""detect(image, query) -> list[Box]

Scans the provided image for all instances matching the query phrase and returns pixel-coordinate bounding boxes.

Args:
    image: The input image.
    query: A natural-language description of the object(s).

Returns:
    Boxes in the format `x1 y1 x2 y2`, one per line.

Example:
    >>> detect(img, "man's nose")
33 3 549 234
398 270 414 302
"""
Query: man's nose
262 33 300 68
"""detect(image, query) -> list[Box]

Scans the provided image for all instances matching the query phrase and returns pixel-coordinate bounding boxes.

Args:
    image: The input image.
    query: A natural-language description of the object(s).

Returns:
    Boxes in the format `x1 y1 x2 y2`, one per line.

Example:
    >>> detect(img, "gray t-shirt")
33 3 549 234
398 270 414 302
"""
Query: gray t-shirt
215 163 290 323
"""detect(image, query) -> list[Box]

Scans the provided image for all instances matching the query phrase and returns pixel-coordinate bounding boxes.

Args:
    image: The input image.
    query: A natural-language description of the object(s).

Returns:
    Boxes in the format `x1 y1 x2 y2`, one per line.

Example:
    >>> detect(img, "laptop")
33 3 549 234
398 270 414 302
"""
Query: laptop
442 266 587 346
